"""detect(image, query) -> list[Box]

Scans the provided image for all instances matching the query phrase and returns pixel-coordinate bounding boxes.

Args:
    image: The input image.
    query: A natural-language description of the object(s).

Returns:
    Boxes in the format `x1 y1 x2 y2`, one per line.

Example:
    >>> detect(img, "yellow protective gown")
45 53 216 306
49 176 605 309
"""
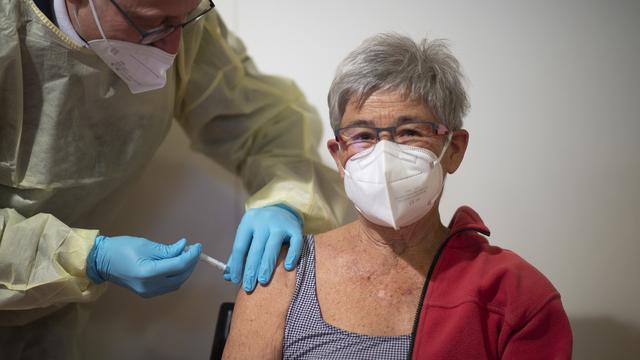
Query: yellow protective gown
0 0 349 345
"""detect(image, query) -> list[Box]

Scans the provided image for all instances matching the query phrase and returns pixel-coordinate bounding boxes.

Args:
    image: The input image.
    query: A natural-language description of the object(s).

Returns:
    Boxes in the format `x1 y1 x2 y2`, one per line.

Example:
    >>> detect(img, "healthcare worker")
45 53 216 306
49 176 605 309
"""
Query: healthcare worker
0 0 350 358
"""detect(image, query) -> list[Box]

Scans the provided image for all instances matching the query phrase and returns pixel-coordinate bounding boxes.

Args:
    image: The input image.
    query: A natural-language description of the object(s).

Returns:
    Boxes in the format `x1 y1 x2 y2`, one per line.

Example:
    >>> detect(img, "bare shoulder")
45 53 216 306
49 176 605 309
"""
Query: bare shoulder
314 223 356 262
222 248 297 360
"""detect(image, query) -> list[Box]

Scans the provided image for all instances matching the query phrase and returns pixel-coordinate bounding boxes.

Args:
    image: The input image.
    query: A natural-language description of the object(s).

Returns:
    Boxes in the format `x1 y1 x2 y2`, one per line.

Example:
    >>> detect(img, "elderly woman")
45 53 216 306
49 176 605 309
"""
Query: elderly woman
222 33 572 359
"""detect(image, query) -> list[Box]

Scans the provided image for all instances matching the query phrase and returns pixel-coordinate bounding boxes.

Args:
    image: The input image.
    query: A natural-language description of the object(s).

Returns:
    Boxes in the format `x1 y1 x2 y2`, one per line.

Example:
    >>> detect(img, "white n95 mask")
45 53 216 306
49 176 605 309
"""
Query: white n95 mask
84 0 176 94
343 139 451 230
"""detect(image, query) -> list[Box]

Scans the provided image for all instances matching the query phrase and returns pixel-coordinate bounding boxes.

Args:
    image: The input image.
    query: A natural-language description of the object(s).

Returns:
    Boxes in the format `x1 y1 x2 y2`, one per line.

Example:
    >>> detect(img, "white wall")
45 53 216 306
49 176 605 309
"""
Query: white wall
82 0 640 359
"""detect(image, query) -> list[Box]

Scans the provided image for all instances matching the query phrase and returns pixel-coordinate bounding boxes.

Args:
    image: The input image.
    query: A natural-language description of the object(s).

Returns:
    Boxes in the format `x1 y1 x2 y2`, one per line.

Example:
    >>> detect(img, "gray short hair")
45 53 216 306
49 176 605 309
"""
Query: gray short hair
328 33 469 132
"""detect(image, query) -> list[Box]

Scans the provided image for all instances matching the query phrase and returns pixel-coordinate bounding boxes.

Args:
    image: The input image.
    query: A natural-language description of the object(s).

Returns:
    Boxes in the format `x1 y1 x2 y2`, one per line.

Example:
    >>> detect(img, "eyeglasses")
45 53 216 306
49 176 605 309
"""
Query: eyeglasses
335 121 450 154
109 0 215 45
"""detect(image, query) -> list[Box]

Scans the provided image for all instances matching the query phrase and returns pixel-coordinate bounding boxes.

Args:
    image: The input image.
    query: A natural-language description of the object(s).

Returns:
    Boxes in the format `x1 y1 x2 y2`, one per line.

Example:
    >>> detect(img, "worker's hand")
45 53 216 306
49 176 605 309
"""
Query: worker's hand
224 204 303 292
86 235 202 298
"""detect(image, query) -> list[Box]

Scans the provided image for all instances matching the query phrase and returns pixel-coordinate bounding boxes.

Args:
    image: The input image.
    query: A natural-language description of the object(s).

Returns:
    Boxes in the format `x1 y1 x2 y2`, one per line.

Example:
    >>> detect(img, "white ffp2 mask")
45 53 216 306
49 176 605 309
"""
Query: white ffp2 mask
84 0 176 94
343 139 450 229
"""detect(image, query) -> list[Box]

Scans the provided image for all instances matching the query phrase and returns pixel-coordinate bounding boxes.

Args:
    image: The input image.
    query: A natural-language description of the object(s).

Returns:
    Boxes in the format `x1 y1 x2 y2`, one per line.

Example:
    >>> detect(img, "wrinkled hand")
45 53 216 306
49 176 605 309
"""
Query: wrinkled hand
224 204 303 292
86 235 201 298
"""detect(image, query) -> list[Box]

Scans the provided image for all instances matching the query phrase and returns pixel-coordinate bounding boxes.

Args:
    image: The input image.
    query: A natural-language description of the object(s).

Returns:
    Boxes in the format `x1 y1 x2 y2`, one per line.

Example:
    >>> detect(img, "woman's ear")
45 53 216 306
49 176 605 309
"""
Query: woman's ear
443 129 469 174
327 138 345 178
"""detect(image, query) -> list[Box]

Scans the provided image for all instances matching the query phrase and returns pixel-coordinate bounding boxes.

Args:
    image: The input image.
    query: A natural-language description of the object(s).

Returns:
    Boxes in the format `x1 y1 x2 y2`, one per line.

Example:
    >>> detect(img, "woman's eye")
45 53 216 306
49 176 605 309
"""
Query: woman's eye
352 132 375 141
397 129 420 137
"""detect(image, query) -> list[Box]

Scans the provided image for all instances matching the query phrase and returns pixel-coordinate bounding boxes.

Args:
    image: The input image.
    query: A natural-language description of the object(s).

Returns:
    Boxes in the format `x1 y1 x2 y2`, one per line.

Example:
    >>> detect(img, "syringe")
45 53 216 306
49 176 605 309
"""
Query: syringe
199 252 227 272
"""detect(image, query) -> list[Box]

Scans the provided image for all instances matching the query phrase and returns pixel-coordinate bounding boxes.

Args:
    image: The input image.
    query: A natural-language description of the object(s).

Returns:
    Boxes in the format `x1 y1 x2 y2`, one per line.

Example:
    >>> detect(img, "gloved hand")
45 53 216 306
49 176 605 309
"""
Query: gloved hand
86 235 201 298
224 204 303 292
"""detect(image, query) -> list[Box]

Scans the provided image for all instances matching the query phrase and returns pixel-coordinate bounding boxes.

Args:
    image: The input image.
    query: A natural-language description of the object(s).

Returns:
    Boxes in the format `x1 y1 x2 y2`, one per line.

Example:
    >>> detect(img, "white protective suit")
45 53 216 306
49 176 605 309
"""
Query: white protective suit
0 0 350 356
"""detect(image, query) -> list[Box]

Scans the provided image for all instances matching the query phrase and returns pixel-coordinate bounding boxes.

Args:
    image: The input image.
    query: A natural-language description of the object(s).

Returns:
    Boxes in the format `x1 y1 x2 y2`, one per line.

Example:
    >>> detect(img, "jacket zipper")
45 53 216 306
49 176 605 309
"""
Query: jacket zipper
405 228 462 360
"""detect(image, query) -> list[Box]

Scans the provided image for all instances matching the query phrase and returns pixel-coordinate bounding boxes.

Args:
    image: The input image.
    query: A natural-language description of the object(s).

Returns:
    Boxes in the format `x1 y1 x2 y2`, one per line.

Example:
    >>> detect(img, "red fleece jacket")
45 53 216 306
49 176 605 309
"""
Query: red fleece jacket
410 206 572 359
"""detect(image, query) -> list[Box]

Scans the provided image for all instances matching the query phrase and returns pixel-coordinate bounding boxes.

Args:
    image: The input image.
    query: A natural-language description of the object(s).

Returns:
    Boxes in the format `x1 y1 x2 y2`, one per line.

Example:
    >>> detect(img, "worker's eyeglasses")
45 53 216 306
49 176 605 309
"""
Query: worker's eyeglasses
109 0 215 45
335 121 450 154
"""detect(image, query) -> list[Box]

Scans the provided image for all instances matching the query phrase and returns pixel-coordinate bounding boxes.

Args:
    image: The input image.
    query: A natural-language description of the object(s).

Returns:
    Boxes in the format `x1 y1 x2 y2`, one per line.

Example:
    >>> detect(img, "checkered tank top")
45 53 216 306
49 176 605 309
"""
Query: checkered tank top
282 235 411 359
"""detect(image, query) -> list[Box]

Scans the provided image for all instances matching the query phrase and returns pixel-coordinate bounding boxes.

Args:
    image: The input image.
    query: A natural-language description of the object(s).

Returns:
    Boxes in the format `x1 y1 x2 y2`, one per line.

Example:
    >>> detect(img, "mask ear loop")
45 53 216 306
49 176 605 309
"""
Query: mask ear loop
432 132 453 168
338 161 350 177
336 148 352 177
71 5 87 44
87 0 110 43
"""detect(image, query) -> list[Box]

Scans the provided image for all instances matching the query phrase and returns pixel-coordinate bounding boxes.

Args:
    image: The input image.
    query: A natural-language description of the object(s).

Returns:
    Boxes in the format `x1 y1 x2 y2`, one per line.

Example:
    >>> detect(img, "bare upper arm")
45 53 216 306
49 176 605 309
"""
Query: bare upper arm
222 250 297 360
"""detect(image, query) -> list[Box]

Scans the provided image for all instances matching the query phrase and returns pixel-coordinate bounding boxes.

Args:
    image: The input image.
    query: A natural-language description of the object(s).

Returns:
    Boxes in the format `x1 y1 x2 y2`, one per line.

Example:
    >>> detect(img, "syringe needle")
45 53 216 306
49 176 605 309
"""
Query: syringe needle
199 252 227 272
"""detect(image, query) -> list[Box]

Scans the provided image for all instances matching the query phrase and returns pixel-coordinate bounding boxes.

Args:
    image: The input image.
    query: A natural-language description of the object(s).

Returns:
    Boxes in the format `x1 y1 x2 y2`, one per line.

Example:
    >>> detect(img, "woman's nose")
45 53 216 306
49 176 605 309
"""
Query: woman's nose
378 130 394 142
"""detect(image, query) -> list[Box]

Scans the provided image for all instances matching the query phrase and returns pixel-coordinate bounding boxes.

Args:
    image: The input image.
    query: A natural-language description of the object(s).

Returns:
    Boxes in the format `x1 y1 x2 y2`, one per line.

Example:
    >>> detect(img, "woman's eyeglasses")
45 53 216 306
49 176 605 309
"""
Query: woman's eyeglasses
335 121 450 154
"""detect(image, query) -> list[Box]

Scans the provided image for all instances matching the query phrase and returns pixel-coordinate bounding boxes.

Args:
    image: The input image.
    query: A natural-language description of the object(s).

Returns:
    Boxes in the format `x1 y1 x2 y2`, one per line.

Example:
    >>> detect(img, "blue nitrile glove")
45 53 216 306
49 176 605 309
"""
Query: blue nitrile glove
224 204 303 292
86 235 202 298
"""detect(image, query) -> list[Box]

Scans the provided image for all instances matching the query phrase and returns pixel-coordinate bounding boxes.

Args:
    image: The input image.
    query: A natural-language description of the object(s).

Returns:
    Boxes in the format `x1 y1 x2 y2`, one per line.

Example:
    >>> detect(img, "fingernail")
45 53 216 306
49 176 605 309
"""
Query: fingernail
258 267 268 282
228 268 240 283
243 274 255 292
